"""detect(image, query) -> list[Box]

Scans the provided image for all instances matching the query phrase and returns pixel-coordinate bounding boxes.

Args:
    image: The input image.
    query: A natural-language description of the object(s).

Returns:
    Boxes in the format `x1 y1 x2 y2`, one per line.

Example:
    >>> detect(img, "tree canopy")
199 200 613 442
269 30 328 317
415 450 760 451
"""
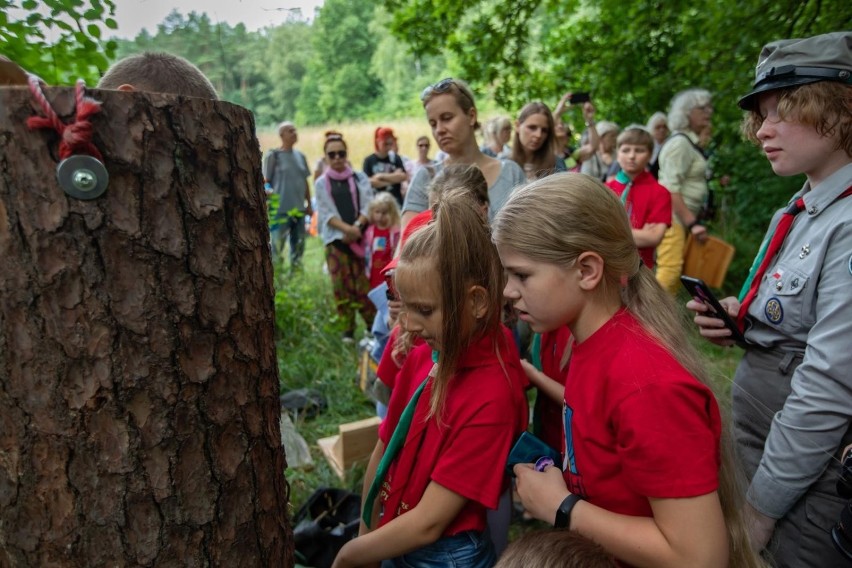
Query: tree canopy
1 0 118 84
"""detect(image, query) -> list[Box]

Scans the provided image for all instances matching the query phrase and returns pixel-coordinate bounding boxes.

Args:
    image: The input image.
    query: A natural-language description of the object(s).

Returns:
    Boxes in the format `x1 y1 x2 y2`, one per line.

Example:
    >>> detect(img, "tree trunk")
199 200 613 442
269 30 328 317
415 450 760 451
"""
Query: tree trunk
0 87 292 566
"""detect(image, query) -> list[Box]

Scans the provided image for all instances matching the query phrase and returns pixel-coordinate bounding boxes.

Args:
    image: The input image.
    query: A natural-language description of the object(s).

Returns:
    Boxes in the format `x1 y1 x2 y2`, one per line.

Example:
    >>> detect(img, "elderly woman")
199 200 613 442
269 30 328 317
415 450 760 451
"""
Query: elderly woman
402 79 525 226
646 111 669 173
480 116 513 158
655 89 713 294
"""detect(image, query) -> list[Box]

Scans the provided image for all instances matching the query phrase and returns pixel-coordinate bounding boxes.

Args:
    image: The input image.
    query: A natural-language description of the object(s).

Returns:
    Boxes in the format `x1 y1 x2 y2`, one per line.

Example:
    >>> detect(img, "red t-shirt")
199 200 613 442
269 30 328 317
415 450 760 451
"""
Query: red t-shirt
376 326 426 391
562 309 721 517
534 326 573 453
366 225 400 288
606 171 672 268
378 327 528 535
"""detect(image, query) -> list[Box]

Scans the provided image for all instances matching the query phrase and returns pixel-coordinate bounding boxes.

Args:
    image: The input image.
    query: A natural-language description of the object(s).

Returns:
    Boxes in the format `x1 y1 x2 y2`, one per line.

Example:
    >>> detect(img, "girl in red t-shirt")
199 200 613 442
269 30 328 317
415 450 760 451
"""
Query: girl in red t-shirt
332 190 528 568
364 192 401 290
492 174 762 568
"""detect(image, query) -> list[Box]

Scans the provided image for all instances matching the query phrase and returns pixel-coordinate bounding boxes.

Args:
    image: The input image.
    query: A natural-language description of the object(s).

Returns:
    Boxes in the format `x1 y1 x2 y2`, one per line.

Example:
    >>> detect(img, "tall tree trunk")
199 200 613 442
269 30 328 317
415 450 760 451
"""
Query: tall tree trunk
0 87 292 566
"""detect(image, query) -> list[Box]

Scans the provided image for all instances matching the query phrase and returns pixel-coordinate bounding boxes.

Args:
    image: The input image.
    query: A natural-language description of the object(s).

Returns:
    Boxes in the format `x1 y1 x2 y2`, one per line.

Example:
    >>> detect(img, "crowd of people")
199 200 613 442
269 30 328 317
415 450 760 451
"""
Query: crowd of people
6 27 847 568
270 31 849 568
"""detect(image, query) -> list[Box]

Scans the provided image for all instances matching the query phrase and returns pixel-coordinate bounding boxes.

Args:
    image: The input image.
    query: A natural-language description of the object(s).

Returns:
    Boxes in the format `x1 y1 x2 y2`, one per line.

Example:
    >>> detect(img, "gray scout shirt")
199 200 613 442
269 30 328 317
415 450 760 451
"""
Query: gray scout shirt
402 160 525 222
739 162 852 519
264 148 310 217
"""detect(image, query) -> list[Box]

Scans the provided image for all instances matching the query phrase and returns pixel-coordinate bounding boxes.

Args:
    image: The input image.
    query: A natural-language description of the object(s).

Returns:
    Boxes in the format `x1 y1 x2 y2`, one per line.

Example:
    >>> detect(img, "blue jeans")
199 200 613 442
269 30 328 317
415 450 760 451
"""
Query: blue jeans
272 214 306 267
381 531 495 568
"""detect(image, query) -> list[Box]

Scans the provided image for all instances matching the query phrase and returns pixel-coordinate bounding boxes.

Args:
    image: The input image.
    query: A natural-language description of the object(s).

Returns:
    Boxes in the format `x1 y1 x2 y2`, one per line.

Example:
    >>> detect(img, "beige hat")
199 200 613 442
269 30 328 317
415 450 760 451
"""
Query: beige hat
738 31 852 110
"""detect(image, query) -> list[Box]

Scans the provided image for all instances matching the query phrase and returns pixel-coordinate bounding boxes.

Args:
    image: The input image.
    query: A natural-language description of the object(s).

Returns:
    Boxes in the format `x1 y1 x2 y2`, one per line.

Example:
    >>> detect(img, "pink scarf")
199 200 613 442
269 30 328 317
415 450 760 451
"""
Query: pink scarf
324 165 365 257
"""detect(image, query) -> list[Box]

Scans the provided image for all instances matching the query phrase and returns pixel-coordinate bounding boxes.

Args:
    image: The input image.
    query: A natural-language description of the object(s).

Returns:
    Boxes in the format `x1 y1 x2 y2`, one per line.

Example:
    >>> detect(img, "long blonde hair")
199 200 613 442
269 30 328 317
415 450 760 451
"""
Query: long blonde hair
492 173 764 568
396 189 505 418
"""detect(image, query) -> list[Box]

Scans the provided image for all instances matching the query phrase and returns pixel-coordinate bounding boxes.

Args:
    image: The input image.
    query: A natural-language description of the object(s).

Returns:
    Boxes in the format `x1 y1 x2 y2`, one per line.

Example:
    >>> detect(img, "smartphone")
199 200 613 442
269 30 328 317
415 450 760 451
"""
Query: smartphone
680 276 747 344
569 92 591 104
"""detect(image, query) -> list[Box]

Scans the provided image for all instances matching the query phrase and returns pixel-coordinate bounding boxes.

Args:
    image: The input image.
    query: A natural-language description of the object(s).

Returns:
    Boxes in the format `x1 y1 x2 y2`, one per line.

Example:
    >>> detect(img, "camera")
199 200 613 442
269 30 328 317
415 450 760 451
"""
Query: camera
832 449 852 560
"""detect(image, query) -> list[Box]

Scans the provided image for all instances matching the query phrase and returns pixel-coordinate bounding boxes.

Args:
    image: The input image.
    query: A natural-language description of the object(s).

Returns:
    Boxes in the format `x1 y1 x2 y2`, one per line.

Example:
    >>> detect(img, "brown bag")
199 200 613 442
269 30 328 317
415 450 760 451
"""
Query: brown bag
682 235 735 288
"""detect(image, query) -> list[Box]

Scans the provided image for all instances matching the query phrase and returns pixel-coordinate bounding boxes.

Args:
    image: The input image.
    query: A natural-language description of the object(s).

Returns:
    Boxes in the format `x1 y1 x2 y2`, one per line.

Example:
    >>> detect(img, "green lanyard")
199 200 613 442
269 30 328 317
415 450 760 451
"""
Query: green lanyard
738 232 773 302
362 355 437 528
616 170 632 205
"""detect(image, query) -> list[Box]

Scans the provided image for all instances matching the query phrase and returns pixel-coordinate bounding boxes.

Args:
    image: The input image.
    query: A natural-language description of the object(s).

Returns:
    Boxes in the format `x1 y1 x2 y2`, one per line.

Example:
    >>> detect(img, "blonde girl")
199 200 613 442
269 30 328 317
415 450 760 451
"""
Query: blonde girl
492 173 762 568
364 192 401 289
332 191 528 568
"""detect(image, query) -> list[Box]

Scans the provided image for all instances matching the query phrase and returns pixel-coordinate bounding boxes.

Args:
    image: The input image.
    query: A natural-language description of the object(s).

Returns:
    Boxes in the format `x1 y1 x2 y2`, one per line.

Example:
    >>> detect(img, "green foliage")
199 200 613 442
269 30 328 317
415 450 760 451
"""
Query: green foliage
295 0 382 124
1 0 118 84
383 0 851 290
273 238 375 507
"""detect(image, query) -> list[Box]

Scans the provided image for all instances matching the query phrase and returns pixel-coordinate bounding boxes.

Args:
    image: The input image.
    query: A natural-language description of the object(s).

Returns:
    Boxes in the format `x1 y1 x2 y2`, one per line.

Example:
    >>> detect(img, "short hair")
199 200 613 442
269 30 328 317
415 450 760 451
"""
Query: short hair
616 126 654 152
496 530 617 568
98 52 218 99
646 112 667 132
416 135 430 146
741 81 851 156
484 116 512 146
367 191 401 228
667 89 711 132
427 164 489 211
277 121 295 136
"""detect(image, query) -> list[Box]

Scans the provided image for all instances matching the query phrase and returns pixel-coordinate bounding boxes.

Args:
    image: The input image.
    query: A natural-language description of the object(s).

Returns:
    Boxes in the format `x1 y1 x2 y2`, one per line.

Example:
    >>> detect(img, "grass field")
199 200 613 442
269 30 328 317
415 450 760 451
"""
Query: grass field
258 117 438 179
275 236 744 529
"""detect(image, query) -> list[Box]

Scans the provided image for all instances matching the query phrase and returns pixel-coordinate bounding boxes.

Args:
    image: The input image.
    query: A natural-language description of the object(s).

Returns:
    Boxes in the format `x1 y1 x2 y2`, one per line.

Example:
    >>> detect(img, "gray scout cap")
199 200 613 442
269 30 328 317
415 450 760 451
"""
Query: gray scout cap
738 31 852 110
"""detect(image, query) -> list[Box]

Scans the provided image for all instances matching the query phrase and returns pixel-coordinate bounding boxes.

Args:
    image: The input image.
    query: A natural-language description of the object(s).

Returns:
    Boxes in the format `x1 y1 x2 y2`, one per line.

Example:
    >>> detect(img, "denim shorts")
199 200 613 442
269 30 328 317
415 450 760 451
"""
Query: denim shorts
381 530 495 568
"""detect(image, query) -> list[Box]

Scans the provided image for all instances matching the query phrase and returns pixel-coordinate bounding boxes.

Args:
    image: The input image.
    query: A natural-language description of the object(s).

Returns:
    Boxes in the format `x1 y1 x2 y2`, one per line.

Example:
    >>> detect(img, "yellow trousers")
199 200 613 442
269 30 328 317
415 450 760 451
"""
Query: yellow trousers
655 222 686 294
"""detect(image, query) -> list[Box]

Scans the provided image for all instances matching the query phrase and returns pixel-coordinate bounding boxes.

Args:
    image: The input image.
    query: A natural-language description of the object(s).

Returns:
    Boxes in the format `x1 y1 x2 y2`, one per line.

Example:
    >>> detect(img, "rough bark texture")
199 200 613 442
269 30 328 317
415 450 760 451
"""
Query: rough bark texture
0 87 291 566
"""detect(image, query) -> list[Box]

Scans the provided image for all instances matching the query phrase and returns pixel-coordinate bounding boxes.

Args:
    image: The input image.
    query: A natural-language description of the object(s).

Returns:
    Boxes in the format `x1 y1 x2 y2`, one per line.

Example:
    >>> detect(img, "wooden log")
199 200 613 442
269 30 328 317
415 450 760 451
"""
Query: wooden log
0 86 292 566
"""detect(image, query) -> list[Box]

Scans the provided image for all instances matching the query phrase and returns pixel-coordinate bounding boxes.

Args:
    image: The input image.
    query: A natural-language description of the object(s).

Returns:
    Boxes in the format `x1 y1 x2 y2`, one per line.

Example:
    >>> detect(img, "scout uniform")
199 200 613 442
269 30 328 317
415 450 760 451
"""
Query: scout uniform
733 32 852 567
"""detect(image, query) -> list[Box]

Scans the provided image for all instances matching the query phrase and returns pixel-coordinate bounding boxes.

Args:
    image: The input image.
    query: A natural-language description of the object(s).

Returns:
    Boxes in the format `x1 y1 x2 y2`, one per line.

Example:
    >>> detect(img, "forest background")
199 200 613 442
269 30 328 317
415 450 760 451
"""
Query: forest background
4 0 849 291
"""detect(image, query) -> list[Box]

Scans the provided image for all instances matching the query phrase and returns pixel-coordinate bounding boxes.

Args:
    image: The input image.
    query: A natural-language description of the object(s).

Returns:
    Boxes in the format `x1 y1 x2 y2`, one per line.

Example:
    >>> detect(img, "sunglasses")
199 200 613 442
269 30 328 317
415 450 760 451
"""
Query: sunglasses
420 77 475 107
327 150 347 159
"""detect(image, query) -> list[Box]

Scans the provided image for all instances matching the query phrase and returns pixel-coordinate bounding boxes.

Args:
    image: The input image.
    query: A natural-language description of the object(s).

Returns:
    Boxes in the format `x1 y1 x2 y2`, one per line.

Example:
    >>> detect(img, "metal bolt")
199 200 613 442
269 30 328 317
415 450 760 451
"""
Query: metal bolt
72 169 97 192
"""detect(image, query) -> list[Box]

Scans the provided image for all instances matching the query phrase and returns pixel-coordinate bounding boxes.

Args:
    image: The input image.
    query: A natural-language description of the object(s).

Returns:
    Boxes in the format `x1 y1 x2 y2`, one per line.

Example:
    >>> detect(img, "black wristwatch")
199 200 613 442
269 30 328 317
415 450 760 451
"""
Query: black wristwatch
554 494 583 529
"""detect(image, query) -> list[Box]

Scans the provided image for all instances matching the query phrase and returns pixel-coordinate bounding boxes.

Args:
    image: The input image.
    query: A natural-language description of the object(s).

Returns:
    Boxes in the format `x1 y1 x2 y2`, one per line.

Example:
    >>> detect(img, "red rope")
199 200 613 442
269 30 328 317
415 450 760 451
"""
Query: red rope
26 75 103 161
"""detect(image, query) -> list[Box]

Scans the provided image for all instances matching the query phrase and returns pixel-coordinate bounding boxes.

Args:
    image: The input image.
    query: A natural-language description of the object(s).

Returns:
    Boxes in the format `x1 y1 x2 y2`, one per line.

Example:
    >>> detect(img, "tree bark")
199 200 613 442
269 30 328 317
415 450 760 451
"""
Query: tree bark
0 87 291 566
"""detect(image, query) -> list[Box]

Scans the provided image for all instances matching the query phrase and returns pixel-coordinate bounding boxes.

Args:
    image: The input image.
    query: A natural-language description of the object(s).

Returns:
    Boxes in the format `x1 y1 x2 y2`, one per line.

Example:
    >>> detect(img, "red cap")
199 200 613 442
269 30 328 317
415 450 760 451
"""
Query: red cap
381 210 432 275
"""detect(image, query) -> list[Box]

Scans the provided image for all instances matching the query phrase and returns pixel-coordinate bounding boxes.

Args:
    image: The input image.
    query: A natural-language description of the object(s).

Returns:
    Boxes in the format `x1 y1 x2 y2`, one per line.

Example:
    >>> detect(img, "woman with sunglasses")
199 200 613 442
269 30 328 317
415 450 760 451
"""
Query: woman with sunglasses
315 131 377 343
401 78 525 226
412 135 437 176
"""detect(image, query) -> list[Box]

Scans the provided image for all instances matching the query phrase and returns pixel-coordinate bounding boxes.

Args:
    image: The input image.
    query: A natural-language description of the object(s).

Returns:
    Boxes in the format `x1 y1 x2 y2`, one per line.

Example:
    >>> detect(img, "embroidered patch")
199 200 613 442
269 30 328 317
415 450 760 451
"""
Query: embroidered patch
765 297 784 325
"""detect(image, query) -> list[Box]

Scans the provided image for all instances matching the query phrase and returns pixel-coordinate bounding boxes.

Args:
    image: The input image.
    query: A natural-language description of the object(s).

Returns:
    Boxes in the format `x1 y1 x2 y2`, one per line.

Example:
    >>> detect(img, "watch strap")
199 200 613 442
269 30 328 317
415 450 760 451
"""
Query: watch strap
554 494 583 529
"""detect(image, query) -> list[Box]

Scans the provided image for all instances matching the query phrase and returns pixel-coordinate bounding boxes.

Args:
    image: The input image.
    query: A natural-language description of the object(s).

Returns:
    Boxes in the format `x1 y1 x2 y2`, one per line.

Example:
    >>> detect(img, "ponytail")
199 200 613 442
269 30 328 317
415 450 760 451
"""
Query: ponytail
397 189 504 419
494 173 766 567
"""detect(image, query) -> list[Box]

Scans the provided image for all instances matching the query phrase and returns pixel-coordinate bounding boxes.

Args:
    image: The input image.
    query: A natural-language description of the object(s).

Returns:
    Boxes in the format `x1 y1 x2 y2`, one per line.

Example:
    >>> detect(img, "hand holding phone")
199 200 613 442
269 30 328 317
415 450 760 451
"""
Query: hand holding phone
569 92 591 105
681 276 747 344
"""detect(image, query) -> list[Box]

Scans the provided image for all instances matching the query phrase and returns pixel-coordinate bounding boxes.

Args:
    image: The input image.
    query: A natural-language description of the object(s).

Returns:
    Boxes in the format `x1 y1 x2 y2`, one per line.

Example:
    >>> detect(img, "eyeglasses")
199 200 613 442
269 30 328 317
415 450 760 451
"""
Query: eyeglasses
420 77 475 108
327 150 347 159
696 104 714 113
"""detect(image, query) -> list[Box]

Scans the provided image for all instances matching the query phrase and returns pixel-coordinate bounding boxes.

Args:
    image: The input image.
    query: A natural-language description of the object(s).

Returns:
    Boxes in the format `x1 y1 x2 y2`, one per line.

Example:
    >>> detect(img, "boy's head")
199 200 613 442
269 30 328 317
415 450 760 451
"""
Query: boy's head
98 52 218 99
739 32 851 155
495 530 617 568
615 126 654 176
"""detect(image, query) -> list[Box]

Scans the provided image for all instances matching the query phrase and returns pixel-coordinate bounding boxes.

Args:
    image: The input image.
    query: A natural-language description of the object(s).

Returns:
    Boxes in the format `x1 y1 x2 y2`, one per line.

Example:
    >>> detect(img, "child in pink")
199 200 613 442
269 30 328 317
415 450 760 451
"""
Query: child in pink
364 192 401 289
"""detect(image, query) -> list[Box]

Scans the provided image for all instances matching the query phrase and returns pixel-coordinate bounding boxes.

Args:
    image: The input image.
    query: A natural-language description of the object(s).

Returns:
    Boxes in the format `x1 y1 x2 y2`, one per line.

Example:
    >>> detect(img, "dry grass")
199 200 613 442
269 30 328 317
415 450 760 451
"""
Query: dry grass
258 118 438 181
